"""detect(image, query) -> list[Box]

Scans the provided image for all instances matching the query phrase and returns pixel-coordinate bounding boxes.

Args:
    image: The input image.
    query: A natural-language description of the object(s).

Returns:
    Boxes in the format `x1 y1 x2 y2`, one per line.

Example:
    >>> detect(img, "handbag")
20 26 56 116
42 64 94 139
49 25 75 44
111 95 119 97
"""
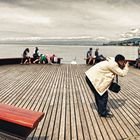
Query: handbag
109 75 121 93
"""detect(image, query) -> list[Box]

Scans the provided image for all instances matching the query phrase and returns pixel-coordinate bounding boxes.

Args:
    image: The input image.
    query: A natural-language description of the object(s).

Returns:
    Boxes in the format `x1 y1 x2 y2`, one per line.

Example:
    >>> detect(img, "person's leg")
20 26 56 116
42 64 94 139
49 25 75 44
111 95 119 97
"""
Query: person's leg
24 59 28 64
92 58 95 65
28 57 31 64
33 59 39 64
85 76 100 111
86 58 89 64
88 57 93 65
96 91 108 116
85 76 111 117
20 58 24 64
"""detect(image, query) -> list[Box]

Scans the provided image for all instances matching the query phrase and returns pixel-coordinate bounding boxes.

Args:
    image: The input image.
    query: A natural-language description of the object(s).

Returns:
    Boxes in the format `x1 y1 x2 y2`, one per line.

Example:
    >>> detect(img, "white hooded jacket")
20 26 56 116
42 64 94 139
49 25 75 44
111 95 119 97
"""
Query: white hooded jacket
85 58 129 96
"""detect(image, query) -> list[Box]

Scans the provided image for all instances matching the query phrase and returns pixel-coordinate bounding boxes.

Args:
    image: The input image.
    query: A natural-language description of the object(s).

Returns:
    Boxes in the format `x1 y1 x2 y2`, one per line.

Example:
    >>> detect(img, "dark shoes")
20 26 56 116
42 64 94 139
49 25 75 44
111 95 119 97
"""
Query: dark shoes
100 113 114 118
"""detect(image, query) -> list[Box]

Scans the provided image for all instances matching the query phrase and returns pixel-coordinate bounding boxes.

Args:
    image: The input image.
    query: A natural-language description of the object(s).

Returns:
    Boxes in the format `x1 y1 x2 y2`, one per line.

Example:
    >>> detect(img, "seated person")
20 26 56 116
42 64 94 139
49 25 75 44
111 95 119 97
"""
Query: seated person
135 58 140 68
86 48 95 65
39 54 48 64
95 48 106 63
46 54 53 65
21 48 31 64
33 47 40 64
50 54 62 64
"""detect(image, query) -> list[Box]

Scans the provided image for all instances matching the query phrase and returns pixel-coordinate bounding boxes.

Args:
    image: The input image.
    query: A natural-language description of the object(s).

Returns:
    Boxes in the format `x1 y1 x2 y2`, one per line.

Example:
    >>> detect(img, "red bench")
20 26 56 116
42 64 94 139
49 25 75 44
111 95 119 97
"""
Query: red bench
0 103 44 140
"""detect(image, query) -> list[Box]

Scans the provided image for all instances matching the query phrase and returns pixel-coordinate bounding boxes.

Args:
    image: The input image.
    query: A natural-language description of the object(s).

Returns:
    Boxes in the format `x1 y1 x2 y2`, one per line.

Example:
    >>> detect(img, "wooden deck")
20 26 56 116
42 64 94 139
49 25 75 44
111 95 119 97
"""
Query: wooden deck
0 64 140 140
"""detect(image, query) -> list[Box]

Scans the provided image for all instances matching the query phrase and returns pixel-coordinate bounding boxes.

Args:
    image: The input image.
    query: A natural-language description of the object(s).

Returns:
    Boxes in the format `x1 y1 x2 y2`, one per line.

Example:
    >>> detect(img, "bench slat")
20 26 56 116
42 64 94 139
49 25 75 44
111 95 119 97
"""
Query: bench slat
0 104 44 128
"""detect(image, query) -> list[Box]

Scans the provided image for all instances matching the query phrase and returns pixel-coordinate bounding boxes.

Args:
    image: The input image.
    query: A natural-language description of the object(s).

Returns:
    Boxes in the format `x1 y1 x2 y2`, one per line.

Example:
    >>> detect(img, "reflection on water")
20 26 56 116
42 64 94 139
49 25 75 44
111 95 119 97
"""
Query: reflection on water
0 44 138 64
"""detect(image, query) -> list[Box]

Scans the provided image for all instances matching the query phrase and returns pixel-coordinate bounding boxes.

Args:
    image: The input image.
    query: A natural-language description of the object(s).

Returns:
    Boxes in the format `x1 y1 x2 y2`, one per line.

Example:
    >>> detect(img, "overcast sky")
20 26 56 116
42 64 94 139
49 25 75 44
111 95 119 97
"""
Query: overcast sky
0 0 140 40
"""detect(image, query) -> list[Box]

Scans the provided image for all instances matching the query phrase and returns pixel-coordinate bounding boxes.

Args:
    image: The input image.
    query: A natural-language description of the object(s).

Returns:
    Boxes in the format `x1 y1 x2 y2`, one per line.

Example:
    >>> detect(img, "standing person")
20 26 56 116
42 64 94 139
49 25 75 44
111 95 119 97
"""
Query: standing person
21 48 31 64
86 48 95 65
85 54 129 118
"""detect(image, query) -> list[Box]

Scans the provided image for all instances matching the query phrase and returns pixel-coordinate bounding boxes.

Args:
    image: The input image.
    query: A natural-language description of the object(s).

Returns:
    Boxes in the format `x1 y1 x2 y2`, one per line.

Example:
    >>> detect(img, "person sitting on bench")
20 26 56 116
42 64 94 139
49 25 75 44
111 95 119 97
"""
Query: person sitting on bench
33 47 40 64
95 48 106 64
86 48 96 65
50 54 62 64
21 48 31 64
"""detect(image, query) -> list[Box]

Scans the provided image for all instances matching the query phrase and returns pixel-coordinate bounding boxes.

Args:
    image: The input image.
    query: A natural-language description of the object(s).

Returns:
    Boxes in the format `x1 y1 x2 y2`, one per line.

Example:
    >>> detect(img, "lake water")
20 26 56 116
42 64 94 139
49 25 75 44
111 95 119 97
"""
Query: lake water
0 44 138 64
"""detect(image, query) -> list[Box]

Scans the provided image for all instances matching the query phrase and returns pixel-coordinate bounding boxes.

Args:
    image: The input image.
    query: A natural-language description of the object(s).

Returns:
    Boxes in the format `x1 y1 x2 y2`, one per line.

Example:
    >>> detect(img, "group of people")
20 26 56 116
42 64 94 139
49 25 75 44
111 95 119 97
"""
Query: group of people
86 48 106 65
20 46 130 119
21 47 62 65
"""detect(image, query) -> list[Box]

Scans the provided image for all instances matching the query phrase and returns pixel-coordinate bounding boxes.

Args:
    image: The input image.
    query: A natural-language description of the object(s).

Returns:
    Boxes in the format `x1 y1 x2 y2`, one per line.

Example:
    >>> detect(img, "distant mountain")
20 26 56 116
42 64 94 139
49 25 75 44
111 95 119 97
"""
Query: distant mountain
106 37 140 46
0 37 109 46
123 38 140 45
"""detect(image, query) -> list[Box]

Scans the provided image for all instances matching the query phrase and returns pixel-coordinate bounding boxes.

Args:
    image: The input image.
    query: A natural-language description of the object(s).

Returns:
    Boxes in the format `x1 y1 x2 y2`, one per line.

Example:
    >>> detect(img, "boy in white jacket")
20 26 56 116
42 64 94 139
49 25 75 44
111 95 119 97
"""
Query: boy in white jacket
85 54 129 118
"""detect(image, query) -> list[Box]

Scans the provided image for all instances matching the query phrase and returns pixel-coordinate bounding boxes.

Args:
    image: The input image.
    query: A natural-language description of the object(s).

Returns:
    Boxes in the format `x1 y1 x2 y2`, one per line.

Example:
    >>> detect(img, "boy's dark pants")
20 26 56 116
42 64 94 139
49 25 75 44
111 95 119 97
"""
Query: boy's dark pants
85 76 108 116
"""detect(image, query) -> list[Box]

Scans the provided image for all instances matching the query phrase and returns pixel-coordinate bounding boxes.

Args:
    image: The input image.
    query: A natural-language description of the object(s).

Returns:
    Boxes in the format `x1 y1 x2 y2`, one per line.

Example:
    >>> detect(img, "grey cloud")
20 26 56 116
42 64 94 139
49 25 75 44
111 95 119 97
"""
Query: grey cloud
0 0 140 39
1 0 139 9
0 30 37 38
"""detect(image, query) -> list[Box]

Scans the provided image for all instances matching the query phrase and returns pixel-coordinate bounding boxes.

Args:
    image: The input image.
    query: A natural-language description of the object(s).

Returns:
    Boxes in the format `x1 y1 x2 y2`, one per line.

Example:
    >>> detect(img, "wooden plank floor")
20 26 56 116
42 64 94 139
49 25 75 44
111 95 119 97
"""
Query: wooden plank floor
0 64 140 140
